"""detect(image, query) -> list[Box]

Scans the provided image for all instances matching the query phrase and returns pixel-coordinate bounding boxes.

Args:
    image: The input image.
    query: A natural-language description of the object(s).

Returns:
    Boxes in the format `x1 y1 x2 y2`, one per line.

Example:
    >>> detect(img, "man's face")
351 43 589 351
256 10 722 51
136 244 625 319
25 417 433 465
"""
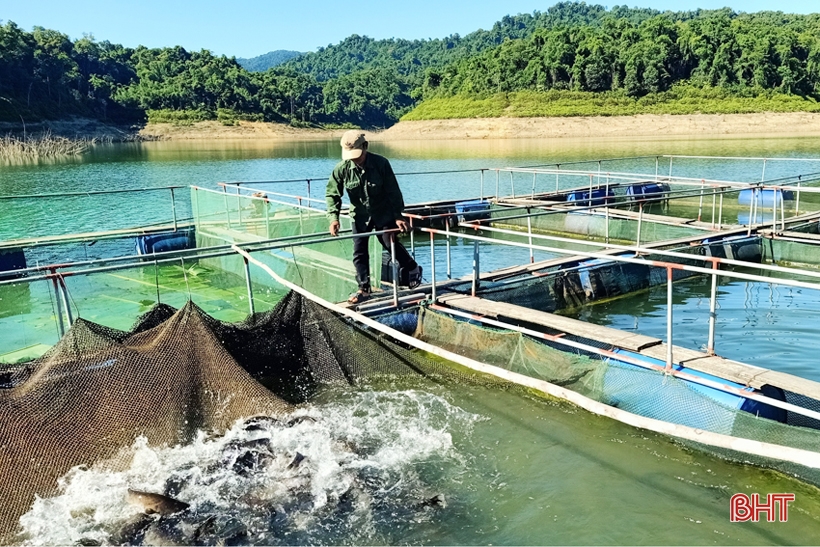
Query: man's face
352 149 367 167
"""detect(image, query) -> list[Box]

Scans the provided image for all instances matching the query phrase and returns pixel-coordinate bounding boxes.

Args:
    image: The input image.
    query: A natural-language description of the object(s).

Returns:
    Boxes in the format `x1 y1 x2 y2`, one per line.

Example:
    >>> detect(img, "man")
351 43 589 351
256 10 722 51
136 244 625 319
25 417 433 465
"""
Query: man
326 130 422 304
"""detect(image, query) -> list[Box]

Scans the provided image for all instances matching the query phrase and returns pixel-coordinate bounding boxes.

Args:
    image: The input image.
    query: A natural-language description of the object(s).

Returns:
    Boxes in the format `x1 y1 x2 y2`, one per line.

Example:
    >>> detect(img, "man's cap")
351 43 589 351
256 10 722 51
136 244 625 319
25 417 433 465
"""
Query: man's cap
340 130 367 160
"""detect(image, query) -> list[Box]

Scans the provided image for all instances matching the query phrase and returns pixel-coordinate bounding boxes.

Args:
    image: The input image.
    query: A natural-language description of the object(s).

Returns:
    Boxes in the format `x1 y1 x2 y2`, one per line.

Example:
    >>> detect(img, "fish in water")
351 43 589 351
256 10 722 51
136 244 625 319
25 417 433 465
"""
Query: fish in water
287 452 306 470
127 488 190 516
417 494 446 509
242 415 280 432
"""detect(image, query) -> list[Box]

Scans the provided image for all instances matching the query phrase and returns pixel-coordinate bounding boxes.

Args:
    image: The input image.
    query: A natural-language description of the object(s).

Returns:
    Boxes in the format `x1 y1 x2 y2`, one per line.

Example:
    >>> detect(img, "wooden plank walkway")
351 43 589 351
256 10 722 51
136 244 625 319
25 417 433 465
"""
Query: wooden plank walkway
437 294 820 401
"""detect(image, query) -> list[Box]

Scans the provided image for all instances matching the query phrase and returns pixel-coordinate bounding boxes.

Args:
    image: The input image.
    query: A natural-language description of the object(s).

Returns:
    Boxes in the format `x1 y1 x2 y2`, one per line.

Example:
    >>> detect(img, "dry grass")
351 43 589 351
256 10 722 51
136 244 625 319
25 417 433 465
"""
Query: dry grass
0 131 104 162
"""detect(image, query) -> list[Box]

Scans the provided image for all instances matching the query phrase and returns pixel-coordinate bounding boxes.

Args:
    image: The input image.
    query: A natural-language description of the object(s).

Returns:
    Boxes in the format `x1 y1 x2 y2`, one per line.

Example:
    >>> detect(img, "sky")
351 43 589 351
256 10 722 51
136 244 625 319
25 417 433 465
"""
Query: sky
3 1 817 59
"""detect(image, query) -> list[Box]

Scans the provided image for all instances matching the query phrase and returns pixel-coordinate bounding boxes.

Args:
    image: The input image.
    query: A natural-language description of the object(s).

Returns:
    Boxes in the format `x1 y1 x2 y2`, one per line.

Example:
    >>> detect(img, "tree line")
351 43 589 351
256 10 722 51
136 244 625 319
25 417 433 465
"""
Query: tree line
1 3 820 129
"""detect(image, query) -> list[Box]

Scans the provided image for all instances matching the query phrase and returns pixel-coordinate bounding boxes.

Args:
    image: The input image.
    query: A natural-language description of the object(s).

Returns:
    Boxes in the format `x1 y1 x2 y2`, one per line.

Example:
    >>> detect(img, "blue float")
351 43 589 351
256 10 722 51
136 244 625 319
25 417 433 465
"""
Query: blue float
738 188 794 208
135 228 196 255
626 182 669 202
566 188 613 206
454 199 491 222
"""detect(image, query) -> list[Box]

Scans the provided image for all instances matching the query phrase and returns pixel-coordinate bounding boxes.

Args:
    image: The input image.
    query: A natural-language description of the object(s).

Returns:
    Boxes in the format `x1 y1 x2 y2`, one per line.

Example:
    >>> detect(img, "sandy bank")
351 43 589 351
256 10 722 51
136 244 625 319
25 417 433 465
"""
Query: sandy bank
139 121 346 141
14 112 820 143
376 112 820 141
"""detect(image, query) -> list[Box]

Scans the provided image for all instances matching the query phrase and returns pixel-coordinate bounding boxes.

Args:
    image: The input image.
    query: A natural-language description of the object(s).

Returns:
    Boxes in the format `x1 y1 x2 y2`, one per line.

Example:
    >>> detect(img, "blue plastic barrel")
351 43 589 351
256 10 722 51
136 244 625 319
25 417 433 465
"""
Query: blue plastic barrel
454 199 491 222
135 228 196 255
566 188 613 206
0 248 27 279
738 188 794 208
626 182 669 201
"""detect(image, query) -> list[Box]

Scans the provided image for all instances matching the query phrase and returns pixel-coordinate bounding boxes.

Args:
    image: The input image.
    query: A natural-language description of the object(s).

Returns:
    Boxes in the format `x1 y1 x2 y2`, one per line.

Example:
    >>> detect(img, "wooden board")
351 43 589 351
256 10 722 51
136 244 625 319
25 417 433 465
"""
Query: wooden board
438 294 661 352
441 294 820 402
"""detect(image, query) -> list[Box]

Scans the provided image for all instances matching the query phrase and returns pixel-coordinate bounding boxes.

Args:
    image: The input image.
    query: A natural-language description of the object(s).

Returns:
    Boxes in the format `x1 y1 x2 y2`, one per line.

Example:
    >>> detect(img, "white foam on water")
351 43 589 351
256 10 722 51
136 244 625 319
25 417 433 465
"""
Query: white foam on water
17 389 483 546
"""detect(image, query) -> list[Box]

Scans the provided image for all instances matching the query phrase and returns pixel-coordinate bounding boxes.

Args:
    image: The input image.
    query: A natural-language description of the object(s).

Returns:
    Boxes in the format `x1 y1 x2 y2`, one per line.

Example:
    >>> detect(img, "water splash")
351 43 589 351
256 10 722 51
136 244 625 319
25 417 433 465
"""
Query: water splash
18 389 483 546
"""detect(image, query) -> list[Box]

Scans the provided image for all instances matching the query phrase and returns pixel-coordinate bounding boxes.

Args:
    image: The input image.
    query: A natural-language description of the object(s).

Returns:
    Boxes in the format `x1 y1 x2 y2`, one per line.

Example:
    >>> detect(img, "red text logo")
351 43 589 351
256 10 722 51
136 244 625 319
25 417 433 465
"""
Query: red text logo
730 493 795 522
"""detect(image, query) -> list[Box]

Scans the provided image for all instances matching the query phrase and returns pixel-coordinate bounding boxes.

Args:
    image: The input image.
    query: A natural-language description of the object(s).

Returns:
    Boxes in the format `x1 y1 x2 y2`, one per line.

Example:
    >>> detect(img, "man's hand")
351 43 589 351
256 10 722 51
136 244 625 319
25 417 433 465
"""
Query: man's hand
329 220 340 236
395 219 409 233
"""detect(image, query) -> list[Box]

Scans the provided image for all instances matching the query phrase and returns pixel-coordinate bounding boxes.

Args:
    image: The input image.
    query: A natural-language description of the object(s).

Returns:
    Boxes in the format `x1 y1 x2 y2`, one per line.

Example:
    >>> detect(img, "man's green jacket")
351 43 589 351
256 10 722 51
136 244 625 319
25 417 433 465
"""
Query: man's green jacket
325 152 405 226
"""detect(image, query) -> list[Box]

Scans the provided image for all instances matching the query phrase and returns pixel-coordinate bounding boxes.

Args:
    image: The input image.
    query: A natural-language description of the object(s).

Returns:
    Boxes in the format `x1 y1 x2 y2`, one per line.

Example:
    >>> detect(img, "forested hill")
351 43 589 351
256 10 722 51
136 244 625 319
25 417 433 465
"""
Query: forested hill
237 50 302 72
283 2 666 83
1 2 820 130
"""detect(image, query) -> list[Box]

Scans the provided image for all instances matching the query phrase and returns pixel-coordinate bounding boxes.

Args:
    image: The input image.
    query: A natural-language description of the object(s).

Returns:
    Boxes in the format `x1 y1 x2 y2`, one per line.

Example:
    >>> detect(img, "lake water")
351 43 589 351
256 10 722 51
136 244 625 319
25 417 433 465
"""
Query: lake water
4 135 820 544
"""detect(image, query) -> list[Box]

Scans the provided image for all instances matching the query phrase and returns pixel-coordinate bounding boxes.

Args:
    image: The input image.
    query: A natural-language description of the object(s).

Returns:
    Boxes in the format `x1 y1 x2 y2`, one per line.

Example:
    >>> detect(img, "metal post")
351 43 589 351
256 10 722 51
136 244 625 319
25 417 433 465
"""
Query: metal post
636 202 643 249
718 193 724 231
264 195 270 238
58 276 74 327
222 186 232 229
306 179 311 202
410 216 415 259
707 262 718 355
532 172 536 199
555 166 560 194
391 235 399 307
236 189 243 228
445 219 452 279
772 191 778 233
605 175 610 244
761 158 767 182
510 171 515 199
697 180 705 222
668 156 673 178
480 170 485 200
471 238 480 297
193 187 200 229
170 187 178 231
496 170 500 198
527 214 534 264
710 188 716 228
51 274 65 338
781 190 786 231
597 160 601 185
796 182 801 216
243 256 255 315
747 189 755 236
430 231 437 302
588 174 593 208
666 266 674 372
655 156 659 181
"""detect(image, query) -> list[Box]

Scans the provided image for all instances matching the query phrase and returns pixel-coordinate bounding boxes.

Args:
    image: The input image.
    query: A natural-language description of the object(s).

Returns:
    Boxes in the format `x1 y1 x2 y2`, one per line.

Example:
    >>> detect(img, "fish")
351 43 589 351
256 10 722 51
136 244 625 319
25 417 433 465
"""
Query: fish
127 488 190 516
242 415 280 432
286 415 317 427
107 512 157 545
417 494 446 509
287 452 306 470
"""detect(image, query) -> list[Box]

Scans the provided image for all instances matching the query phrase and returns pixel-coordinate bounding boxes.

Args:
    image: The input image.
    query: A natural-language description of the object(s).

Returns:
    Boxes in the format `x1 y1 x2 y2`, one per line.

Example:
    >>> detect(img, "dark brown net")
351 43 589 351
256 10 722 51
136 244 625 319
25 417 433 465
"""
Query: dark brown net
0 291 487 543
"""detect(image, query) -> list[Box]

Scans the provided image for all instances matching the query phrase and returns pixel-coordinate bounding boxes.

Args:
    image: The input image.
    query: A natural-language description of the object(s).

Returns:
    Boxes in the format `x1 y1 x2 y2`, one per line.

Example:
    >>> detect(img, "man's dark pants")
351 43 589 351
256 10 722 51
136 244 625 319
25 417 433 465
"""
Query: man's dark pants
351 217 417 291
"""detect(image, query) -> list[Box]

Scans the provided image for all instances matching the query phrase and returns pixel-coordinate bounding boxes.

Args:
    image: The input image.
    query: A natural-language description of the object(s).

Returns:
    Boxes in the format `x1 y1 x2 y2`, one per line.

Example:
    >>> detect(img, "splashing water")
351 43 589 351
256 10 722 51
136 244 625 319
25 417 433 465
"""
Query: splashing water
18 389 484 546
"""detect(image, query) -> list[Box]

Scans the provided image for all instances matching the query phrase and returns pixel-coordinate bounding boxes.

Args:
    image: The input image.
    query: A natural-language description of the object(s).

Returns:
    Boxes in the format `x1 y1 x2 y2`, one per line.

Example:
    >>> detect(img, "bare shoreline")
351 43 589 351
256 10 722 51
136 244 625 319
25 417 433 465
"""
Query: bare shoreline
376 112 820 141
7 112 820 143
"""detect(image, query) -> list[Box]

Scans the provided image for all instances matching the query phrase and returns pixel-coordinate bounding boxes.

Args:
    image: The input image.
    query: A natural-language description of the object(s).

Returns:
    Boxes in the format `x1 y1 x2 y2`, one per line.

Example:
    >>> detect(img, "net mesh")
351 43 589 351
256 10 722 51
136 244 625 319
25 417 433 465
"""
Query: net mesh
413 307 820 484
0 292 507 543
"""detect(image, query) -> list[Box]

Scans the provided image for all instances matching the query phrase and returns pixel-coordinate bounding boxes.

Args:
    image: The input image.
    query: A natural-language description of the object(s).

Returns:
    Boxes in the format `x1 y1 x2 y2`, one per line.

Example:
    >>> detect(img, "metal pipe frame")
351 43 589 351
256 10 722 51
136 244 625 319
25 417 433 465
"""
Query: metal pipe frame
0 185 185 201
0 228 401 286
457 223 820 283
427 304 820 424
232 243 820 467
419 226 820 293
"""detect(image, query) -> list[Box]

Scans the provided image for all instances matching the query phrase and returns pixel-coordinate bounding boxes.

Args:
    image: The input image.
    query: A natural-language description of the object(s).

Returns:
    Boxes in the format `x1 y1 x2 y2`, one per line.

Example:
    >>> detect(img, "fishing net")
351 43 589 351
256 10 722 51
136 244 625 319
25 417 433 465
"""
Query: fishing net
191 188 387 303
0 291 496 544
412 306 820 486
